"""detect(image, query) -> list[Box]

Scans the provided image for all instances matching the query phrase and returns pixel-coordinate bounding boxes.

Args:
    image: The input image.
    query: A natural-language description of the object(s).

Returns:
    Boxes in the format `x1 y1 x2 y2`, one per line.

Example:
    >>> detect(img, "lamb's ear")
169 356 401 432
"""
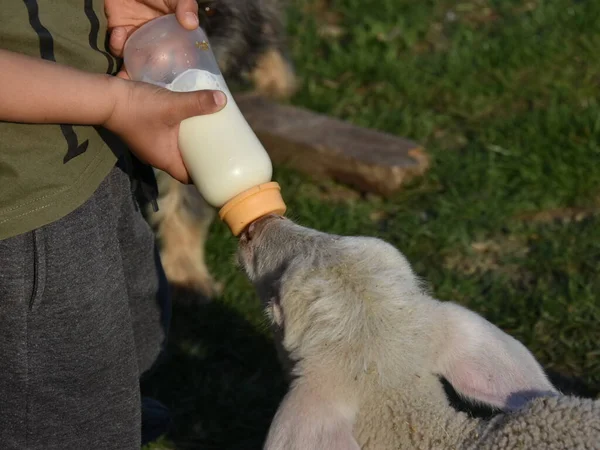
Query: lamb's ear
264 382 360 450
435 303 558 411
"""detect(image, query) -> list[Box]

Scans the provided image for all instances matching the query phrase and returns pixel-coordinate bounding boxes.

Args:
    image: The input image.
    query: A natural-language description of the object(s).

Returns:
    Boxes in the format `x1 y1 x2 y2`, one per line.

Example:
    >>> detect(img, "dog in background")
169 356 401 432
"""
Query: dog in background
146 0 297 299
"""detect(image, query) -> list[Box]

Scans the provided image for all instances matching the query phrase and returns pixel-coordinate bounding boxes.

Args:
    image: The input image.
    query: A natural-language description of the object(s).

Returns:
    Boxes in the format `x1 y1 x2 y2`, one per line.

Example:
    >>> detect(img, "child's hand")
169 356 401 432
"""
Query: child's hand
106 0 201 79
106 0 199 64
104 76 227 184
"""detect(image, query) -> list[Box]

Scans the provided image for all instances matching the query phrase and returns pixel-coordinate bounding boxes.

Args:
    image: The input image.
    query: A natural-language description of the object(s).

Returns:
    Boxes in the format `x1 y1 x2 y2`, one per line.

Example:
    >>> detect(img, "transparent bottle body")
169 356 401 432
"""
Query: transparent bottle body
123 14 273 207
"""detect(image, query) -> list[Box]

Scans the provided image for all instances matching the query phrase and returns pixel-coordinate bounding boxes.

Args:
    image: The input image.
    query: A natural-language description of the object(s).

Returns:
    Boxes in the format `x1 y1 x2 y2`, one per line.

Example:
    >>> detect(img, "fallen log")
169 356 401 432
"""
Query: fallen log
235 92 430 197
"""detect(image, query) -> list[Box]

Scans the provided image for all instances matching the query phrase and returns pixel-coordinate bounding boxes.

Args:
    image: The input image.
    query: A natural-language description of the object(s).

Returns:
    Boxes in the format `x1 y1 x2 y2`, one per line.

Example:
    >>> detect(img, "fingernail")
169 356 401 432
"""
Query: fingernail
185 12 199 27
112 27 126 38
213 91 227 107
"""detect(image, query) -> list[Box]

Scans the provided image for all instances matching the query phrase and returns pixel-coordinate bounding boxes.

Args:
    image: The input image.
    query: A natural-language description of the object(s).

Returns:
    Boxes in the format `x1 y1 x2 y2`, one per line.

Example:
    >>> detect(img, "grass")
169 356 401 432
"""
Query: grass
144 0 600 448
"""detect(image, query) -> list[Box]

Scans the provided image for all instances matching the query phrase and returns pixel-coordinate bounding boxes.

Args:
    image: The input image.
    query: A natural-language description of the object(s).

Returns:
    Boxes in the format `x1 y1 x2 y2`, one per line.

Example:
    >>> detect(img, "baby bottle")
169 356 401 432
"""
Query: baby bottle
123 14 286 236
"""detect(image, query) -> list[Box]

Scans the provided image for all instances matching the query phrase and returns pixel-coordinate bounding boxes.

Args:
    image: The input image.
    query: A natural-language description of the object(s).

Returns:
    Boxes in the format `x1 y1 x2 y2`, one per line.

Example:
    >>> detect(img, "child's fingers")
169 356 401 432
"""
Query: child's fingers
115 65 130 80
173 89 227 122
172 0 199 29
163 157 191 184
108 26 131 57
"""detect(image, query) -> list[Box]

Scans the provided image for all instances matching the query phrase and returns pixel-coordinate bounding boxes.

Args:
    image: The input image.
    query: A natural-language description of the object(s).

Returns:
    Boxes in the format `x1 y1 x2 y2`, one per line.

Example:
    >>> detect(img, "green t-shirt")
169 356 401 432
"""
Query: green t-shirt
0 0 120 240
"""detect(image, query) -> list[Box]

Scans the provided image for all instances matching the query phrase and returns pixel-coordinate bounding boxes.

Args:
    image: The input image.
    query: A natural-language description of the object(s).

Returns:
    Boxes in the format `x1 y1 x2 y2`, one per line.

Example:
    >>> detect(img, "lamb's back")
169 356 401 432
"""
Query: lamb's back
471 396 600 450
353 384 480 450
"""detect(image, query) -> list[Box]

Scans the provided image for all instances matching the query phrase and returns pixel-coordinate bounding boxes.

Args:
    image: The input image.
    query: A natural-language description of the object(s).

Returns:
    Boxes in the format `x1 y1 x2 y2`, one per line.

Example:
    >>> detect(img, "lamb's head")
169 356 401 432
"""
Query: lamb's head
238 216 559 450
239 216 557 402
238 215 427 450
238 215 424 380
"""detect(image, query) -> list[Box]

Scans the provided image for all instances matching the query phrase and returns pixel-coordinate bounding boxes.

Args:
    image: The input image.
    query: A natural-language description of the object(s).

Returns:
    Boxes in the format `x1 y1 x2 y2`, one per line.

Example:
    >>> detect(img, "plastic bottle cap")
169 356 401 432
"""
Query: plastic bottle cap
218 182 287 236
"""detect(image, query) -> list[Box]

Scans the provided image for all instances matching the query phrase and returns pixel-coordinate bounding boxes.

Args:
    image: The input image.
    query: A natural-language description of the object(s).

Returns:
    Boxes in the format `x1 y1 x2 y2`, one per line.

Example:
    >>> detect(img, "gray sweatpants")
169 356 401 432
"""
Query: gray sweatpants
0 165 170 449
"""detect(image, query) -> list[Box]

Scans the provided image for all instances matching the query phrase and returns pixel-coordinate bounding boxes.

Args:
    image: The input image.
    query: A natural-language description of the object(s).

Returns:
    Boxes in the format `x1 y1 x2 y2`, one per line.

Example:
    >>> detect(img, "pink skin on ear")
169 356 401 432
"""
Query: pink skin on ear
437 304 558 411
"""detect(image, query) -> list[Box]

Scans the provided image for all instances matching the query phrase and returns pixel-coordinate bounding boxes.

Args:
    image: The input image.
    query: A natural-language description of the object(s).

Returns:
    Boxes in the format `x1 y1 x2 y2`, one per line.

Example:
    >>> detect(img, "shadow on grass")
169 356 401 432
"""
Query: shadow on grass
141 288 287 450
142 290 600 448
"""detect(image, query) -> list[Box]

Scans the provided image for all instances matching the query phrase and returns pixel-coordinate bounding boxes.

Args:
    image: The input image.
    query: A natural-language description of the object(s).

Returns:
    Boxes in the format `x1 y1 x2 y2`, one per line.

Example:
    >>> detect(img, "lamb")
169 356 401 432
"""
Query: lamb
237 215 600 450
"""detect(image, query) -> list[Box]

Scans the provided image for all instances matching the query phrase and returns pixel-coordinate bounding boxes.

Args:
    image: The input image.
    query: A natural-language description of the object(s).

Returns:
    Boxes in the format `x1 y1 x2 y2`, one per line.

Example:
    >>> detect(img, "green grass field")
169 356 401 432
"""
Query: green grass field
144 0 600 448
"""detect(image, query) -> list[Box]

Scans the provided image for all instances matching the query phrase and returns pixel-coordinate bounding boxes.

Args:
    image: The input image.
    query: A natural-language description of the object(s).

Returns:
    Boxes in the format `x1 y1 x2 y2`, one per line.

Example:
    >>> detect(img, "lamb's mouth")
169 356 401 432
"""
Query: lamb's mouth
239 214 285 244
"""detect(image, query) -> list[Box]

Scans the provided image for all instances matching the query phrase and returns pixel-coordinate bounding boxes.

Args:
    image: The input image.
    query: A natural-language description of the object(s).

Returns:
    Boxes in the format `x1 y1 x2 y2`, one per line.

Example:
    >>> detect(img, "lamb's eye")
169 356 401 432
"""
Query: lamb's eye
203 4 217 17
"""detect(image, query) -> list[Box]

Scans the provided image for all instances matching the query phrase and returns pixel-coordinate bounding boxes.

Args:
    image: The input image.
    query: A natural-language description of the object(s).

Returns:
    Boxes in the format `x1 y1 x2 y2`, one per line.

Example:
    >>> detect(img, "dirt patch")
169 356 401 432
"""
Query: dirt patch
450 0 501 26
444 235 531 281
515 206 599 225
430 127 469 150
302 0 345 39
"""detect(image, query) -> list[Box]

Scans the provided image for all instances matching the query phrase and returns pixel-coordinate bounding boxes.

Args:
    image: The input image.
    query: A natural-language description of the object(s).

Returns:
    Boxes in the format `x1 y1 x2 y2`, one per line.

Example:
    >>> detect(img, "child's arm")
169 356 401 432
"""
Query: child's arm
0 49 121 126
0 49 226 183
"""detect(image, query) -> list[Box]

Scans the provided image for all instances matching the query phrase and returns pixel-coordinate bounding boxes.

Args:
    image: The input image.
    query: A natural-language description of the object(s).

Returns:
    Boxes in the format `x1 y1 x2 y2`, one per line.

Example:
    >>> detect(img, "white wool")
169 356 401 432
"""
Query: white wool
237 217 599 450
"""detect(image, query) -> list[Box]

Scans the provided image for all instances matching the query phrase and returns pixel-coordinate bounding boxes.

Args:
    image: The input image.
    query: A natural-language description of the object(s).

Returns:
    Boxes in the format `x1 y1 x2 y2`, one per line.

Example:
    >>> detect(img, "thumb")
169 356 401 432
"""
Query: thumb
174 89 227 121
109 26 133 57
